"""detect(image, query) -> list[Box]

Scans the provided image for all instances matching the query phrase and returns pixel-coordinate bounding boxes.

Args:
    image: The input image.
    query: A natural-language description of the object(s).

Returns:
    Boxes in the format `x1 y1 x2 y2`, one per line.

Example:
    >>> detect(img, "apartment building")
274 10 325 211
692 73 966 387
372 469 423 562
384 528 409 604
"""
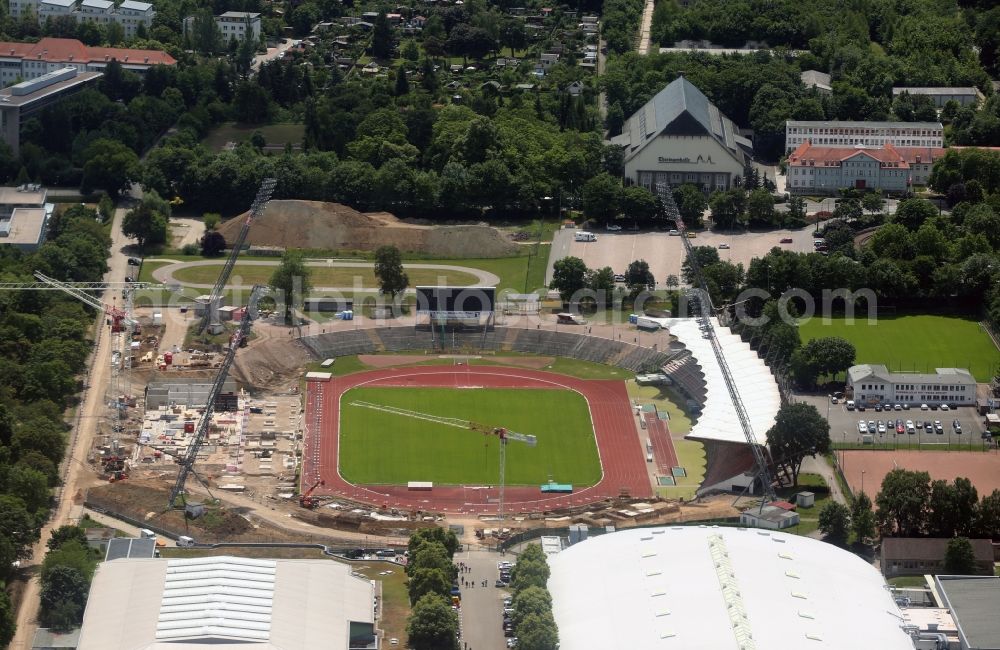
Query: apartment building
216 11 261 42
9 0 153 38
785 120 943 153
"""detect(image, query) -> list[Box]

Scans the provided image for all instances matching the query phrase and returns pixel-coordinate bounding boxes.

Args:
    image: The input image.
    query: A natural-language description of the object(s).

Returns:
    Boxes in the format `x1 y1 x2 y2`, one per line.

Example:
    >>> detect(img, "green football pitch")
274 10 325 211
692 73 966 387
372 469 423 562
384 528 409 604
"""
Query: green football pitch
338 387 602 486
798 315 1000 381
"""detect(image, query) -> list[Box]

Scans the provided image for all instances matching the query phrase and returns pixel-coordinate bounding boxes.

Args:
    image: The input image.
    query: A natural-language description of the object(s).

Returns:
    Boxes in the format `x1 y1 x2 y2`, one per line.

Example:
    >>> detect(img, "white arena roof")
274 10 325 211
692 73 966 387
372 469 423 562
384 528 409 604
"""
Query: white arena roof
76 555 375 649
549 526 914 650
666 318 780 445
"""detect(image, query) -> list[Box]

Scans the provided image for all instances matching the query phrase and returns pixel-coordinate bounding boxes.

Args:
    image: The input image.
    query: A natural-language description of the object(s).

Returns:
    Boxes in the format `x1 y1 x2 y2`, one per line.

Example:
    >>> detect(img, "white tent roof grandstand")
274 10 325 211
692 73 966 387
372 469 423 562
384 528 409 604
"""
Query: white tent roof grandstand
549 526 915 650
76 556 375 650
665 318 781 446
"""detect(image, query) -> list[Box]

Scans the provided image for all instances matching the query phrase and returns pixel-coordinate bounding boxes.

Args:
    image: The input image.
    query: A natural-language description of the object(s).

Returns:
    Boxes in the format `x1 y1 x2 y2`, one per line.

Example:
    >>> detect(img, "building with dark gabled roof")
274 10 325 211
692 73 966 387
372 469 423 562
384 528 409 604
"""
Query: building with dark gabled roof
881 538 994 578
610 76 752 193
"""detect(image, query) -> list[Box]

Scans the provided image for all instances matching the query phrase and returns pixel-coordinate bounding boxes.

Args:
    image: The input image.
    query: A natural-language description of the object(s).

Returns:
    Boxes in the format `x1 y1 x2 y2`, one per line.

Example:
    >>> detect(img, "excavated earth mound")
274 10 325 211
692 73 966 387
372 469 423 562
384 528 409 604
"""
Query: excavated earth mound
219 200 518 258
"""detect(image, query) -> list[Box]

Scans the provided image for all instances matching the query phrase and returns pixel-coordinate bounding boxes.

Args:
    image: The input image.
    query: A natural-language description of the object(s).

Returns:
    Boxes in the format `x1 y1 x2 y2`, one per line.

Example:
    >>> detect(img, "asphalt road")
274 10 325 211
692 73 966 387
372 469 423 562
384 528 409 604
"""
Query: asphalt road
455 548 509 650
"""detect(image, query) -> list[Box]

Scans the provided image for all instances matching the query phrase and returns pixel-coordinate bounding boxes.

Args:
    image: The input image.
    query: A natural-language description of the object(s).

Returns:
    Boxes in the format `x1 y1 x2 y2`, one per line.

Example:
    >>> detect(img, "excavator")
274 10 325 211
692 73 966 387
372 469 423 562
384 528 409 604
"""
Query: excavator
299 479 326 508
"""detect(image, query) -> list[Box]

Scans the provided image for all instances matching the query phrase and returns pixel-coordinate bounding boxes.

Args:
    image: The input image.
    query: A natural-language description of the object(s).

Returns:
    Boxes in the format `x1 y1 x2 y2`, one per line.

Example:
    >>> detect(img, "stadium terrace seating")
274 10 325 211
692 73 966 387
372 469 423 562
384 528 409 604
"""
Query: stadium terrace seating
299 330 376 358
661 354 707 404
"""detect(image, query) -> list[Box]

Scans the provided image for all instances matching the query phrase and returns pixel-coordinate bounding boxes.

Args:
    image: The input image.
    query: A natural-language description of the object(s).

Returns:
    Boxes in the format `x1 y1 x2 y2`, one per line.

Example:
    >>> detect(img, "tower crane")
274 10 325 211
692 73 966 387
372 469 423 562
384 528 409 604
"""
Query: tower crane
199 178 277 335
299 478 326 508
169 285 268 509
348 401 537 521
1 272 171 479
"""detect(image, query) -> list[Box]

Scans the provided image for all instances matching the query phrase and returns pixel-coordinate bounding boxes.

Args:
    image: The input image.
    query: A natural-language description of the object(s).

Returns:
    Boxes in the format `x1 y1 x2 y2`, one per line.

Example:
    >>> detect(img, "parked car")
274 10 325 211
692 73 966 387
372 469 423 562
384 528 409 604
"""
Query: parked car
940 403 950 411
605 223 622 231
874 404 882 412
877 421 886 434
953 419 962 434
614 274 627 282
903 403 910 410
719 243 730 249
867 421 876 433
893 404 902 411
830 396 839 404
780 237 793 243
920 403 929 410
858 420 867 433
906 420 915 434
846 400 855 410
686 232 697 238
127 257 140 266
896 420 904 434
924 420 933 431
858 403 866 411
934 420 944 434
668 229 681 236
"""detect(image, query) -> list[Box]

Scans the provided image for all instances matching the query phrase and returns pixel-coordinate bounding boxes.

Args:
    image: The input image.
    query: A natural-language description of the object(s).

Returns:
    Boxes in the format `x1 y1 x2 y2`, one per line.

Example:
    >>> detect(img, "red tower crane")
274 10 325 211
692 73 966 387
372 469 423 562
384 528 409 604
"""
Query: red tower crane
299 479 326 508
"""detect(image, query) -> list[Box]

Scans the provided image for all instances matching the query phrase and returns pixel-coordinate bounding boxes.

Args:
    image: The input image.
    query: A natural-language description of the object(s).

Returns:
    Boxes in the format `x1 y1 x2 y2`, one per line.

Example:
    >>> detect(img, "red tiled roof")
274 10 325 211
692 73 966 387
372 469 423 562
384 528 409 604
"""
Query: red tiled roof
788 140 928 168
0 38 174 66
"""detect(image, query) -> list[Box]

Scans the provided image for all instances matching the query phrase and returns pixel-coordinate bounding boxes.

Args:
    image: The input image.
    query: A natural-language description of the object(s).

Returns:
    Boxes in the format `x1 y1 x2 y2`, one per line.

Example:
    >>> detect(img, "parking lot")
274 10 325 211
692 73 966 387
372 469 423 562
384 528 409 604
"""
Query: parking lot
546 227 816 288
801 394 988 448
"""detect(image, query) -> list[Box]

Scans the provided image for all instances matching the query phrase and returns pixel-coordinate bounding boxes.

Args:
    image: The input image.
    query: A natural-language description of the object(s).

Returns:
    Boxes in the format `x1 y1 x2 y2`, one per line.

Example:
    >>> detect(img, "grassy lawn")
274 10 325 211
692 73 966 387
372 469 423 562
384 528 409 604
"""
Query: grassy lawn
339 387 601 486
201 123 306 152
170 263 481 288
531 356 634 380
888 576 929 588
773 473 829 536
798 314 1000 381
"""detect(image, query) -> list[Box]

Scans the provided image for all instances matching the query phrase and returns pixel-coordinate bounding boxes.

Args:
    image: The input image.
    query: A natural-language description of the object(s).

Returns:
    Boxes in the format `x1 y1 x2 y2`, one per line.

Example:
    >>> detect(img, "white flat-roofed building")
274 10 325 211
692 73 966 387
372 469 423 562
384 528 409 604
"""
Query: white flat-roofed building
549 526 916 650
217 11 262 42
115 0 153 37
785 120 943 153
76 555 377 649
77 0 114 25
800 69 831 94
847 364 977 406
38 0 77 21
892 86 984 108
0 206 50 250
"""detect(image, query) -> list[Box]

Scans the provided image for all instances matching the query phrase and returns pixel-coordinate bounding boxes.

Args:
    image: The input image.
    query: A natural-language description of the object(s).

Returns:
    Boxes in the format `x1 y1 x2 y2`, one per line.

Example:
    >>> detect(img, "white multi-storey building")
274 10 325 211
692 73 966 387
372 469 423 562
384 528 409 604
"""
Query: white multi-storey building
9 0 152 37
847 365 977 406
785 120 943 153
216 11 261 42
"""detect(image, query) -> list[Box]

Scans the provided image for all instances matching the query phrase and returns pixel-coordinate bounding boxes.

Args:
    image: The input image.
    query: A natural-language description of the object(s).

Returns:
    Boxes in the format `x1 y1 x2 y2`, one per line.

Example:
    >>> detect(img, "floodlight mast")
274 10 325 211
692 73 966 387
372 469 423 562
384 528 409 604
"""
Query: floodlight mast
652 180 776 505
348 401 537 522
170 285 268 508
199 178 277 334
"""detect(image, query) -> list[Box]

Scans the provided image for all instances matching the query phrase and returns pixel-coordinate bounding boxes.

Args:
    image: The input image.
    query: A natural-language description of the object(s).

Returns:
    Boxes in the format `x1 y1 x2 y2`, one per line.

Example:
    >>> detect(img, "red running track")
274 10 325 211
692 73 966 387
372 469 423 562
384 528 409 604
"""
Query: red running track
302 366 652 515
644 412 678 474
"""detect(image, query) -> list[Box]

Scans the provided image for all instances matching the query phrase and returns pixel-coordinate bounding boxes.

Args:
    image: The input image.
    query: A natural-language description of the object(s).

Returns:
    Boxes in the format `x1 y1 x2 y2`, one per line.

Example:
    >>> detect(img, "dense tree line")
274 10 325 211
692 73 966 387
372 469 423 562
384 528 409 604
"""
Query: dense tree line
509 544 558 650
404 528 460 650
0 203 111 642
875 469 1000 541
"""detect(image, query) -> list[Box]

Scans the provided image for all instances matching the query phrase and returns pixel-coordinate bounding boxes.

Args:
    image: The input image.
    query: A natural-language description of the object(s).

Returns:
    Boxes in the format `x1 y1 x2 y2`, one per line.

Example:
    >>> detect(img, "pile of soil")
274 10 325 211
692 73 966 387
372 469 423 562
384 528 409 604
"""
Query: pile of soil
230 329 311 391
219 201 518 258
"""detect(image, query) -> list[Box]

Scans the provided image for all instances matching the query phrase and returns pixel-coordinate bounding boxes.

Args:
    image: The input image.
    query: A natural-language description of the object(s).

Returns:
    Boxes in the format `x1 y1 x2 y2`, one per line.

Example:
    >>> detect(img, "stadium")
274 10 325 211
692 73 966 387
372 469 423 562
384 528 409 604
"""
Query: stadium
296 285 782 516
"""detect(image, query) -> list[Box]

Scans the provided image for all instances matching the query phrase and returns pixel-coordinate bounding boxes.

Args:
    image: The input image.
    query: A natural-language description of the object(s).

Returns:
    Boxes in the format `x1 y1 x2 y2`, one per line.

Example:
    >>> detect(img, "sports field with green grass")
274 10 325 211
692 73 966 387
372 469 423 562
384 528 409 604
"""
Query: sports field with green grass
339 387 601 486
798 315 1000 381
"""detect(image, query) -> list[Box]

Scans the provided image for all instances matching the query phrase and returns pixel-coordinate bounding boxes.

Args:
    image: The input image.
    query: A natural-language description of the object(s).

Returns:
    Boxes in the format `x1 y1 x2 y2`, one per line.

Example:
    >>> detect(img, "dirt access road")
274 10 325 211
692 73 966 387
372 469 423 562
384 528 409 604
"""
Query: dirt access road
9 206 132 650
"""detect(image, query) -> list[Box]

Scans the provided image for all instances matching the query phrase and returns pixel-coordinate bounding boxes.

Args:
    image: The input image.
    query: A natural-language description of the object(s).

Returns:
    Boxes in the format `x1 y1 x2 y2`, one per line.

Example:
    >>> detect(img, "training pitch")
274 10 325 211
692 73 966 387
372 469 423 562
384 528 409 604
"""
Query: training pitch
339 386 601 486
798 314 1000 381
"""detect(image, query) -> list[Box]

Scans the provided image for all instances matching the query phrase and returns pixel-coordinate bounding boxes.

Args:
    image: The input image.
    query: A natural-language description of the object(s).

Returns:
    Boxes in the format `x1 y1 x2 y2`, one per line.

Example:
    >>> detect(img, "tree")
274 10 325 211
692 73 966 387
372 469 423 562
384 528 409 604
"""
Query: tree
944 537 977 574
80 139 138 198
373 245 409 301
928 477 979 538
122 199 168 252
501 18 527 57
394 67 409 96
47 525 88 552
0 495 40 558
511 585 552 630
406 593 459 650
401 39 420 62
764 403 830 485
851 491 876 543
372 11 394 59
190 9 222 54
818 501 851 545
876 469 931 537
269 250 312 324
625 259 654 294
787 195 807 222
581 173 622 222
201 230 226 257
406 541 456 582
408 527 459 558
892 198 938 231
517 612 559 650
407 567 452 605
746 188 775 225
585 266 615 303
680 246 720 284
0 588 13 648
8 465 49 513
550 256 588 303
862 191 884 214
673 184 707 227
621 185 657 223
977 489 1000 538
511 557 549 592
39 565 89 631
97 193 114 222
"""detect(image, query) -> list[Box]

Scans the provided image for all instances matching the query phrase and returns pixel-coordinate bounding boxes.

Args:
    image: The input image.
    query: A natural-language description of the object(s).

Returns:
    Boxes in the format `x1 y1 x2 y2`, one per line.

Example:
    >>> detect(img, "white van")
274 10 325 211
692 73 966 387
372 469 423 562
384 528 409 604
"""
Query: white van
177 535 196 548
139 528 156 540
574 231 597 242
